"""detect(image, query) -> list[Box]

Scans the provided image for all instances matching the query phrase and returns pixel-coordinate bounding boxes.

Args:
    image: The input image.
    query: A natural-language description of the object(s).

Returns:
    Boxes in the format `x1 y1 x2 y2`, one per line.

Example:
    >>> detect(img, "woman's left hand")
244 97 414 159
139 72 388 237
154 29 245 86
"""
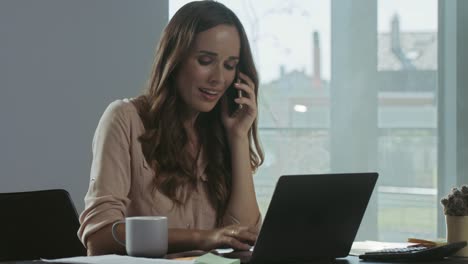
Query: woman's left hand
197 224 258 251
221 72 257 139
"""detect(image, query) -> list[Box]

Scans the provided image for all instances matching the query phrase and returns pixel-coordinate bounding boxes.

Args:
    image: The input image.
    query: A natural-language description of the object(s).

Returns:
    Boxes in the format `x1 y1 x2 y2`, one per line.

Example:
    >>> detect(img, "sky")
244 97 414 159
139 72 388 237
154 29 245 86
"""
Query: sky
169 0 437 83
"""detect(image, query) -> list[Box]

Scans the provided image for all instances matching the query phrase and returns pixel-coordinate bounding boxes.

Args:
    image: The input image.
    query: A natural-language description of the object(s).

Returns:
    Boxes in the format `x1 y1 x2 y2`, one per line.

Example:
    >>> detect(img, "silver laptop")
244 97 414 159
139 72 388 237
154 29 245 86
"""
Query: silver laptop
223 172 378 263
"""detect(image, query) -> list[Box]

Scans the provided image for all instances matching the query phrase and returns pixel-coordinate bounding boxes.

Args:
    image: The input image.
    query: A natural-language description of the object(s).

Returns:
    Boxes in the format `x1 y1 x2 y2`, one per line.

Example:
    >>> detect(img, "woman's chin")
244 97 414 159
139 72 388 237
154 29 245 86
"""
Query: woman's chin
196 103 218 113
198 106 215 113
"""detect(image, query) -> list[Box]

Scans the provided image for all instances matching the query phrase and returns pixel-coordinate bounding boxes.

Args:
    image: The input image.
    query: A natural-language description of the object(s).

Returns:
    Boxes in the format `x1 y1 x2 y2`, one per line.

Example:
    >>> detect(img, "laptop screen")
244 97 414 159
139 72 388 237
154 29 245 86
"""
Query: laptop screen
250 173 378 263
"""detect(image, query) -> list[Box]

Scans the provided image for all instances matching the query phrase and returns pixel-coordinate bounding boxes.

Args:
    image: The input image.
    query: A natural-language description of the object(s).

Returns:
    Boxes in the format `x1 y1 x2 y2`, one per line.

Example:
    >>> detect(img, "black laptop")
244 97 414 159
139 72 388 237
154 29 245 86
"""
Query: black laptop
223 172 378 263
0 189 86 261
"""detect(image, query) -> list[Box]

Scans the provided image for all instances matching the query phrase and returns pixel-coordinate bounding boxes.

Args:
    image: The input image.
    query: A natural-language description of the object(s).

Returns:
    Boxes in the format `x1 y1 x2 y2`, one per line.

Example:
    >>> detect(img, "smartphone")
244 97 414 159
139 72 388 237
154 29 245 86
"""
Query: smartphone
226 69 243 116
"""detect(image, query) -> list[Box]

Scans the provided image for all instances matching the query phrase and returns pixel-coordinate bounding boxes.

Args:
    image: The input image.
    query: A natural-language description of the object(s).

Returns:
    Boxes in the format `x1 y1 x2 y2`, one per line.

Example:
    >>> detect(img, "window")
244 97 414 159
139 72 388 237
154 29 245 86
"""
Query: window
376 0 438 241
170 0 438 241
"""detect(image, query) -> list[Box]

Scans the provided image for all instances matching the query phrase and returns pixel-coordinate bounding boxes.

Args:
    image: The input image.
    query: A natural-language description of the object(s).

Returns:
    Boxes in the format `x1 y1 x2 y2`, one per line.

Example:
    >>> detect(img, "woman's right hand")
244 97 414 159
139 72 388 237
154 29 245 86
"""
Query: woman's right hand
198 224 259 251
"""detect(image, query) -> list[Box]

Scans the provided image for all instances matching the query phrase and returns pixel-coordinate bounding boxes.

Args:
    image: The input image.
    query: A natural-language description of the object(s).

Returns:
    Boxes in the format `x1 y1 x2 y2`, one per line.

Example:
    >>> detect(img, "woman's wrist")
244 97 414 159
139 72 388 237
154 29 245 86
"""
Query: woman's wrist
168 228 209 253
193 229 213 251
192 229 203 249
227 132 249 146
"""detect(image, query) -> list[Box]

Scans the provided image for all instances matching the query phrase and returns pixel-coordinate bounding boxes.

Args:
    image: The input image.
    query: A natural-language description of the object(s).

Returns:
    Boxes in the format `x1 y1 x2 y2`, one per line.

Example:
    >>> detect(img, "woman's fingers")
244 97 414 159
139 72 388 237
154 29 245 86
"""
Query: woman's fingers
238 72 255 90
224 225 258 246
234 82 255 101
226 230 256 245
223 236 251 251
234 97 256 112
247 225 260 234
239 226 258 243
205 225 259 251
233 83 257 114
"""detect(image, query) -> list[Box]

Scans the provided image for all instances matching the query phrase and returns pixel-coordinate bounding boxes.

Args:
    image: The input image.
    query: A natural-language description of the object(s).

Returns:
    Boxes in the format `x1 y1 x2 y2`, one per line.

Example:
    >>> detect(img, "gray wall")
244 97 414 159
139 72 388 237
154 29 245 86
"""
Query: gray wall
0 0 168 212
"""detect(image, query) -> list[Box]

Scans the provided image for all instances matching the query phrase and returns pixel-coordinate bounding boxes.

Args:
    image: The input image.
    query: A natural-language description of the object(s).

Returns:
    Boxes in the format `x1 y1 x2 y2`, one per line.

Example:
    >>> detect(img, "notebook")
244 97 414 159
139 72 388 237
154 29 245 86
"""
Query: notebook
223 172 378 264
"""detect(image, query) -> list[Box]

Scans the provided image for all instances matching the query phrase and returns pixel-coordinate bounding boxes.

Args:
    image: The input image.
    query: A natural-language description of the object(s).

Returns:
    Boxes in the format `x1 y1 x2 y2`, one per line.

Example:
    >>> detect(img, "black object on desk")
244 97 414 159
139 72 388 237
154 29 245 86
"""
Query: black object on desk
359 241 468 262
225 173 378 263
4 255 468 264
0 189 86 261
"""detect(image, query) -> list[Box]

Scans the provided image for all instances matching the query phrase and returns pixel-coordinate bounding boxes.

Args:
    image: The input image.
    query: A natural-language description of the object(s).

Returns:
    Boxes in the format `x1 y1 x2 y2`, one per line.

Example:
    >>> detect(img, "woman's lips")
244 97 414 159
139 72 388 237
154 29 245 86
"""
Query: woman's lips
199 88 220 101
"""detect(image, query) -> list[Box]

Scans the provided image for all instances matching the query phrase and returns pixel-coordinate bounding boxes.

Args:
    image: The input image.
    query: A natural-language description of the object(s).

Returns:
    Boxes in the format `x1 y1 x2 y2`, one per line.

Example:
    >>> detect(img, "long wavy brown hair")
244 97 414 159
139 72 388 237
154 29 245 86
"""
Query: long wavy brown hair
132 1 264 226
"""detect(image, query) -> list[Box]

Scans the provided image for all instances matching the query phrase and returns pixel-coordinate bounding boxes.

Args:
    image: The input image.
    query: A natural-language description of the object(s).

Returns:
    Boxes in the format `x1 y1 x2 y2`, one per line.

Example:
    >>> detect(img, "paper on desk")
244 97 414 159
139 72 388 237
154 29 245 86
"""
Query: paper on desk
41 254 194 264
194 253 239 264
350 240 415 256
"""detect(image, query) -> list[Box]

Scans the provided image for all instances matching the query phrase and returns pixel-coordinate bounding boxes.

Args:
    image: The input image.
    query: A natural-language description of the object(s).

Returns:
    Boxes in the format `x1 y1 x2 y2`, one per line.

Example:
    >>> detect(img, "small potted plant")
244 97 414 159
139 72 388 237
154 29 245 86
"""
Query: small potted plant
441 185 468 257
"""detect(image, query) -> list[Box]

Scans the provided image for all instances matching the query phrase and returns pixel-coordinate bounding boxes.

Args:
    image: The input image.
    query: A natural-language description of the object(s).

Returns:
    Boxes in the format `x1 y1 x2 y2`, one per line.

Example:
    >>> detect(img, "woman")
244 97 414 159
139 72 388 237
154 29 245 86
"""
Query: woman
78 0 264 256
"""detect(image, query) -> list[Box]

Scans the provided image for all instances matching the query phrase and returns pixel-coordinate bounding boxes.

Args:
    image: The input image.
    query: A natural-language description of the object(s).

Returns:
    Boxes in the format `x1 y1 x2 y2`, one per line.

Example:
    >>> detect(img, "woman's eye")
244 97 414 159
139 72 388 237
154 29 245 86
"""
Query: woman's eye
224 63 237 70
198 57 212 65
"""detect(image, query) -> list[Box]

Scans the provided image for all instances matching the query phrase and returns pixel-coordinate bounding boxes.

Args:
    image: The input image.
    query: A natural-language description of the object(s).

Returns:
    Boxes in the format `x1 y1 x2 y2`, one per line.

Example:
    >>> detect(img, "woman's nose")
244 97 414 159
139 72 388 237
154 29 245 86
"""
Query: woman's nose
209 64 225 86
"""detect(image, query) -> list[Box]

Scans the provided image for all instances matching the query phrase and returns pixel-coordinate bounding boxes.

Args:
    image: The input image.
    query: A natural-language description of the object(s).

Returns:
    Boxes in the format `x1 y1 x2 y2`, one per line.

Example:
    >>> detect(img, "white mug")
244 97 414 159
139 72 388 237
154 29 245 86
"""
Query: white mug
112 216 168 258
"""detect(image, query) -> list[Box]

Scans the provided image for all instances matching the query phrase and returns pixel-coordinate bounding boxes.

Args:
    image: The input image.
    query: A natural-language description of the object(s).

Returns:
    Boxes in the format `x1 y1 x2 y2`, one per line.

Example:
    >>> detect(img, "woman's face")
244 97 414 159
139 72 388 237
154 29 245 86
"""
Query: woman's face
175 24 240 115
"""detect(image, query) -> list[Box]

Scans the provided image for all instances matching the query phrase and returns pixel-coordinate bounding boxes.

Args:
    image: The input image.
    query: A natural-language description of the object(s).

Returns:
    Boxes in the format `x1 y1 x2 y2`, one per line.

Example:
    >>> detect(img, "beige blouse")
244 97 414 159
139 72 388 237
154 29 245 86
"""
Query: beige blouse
78 99 261 246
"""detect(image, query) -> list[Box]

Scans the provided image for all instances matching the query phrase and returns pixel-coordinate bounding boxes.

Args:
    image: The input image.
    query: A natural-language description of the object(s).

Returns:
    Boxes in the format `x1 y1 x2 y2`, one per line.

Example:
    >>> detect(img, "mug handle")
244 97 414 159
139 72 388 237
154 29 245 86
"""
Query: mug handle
111 220 126 247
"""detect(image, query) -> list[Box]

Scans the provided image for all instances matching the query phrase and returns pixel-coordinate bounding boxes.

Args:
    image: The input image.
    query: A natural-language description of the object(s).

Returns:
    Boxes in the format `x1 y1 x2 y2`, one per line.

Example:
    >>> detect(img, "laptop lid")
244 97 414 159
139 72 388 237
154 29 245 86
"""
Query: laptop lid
0 189 86 261
249 172 378 263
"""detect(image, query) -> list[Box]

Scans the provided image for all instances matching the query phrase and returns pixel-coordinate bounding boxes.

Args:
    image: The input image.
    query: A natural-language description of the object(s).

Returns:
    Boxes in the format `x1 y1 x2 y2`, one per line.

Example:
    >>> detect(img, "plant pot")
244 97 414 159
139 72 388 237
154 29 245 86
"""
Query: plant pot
446 215 468 257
